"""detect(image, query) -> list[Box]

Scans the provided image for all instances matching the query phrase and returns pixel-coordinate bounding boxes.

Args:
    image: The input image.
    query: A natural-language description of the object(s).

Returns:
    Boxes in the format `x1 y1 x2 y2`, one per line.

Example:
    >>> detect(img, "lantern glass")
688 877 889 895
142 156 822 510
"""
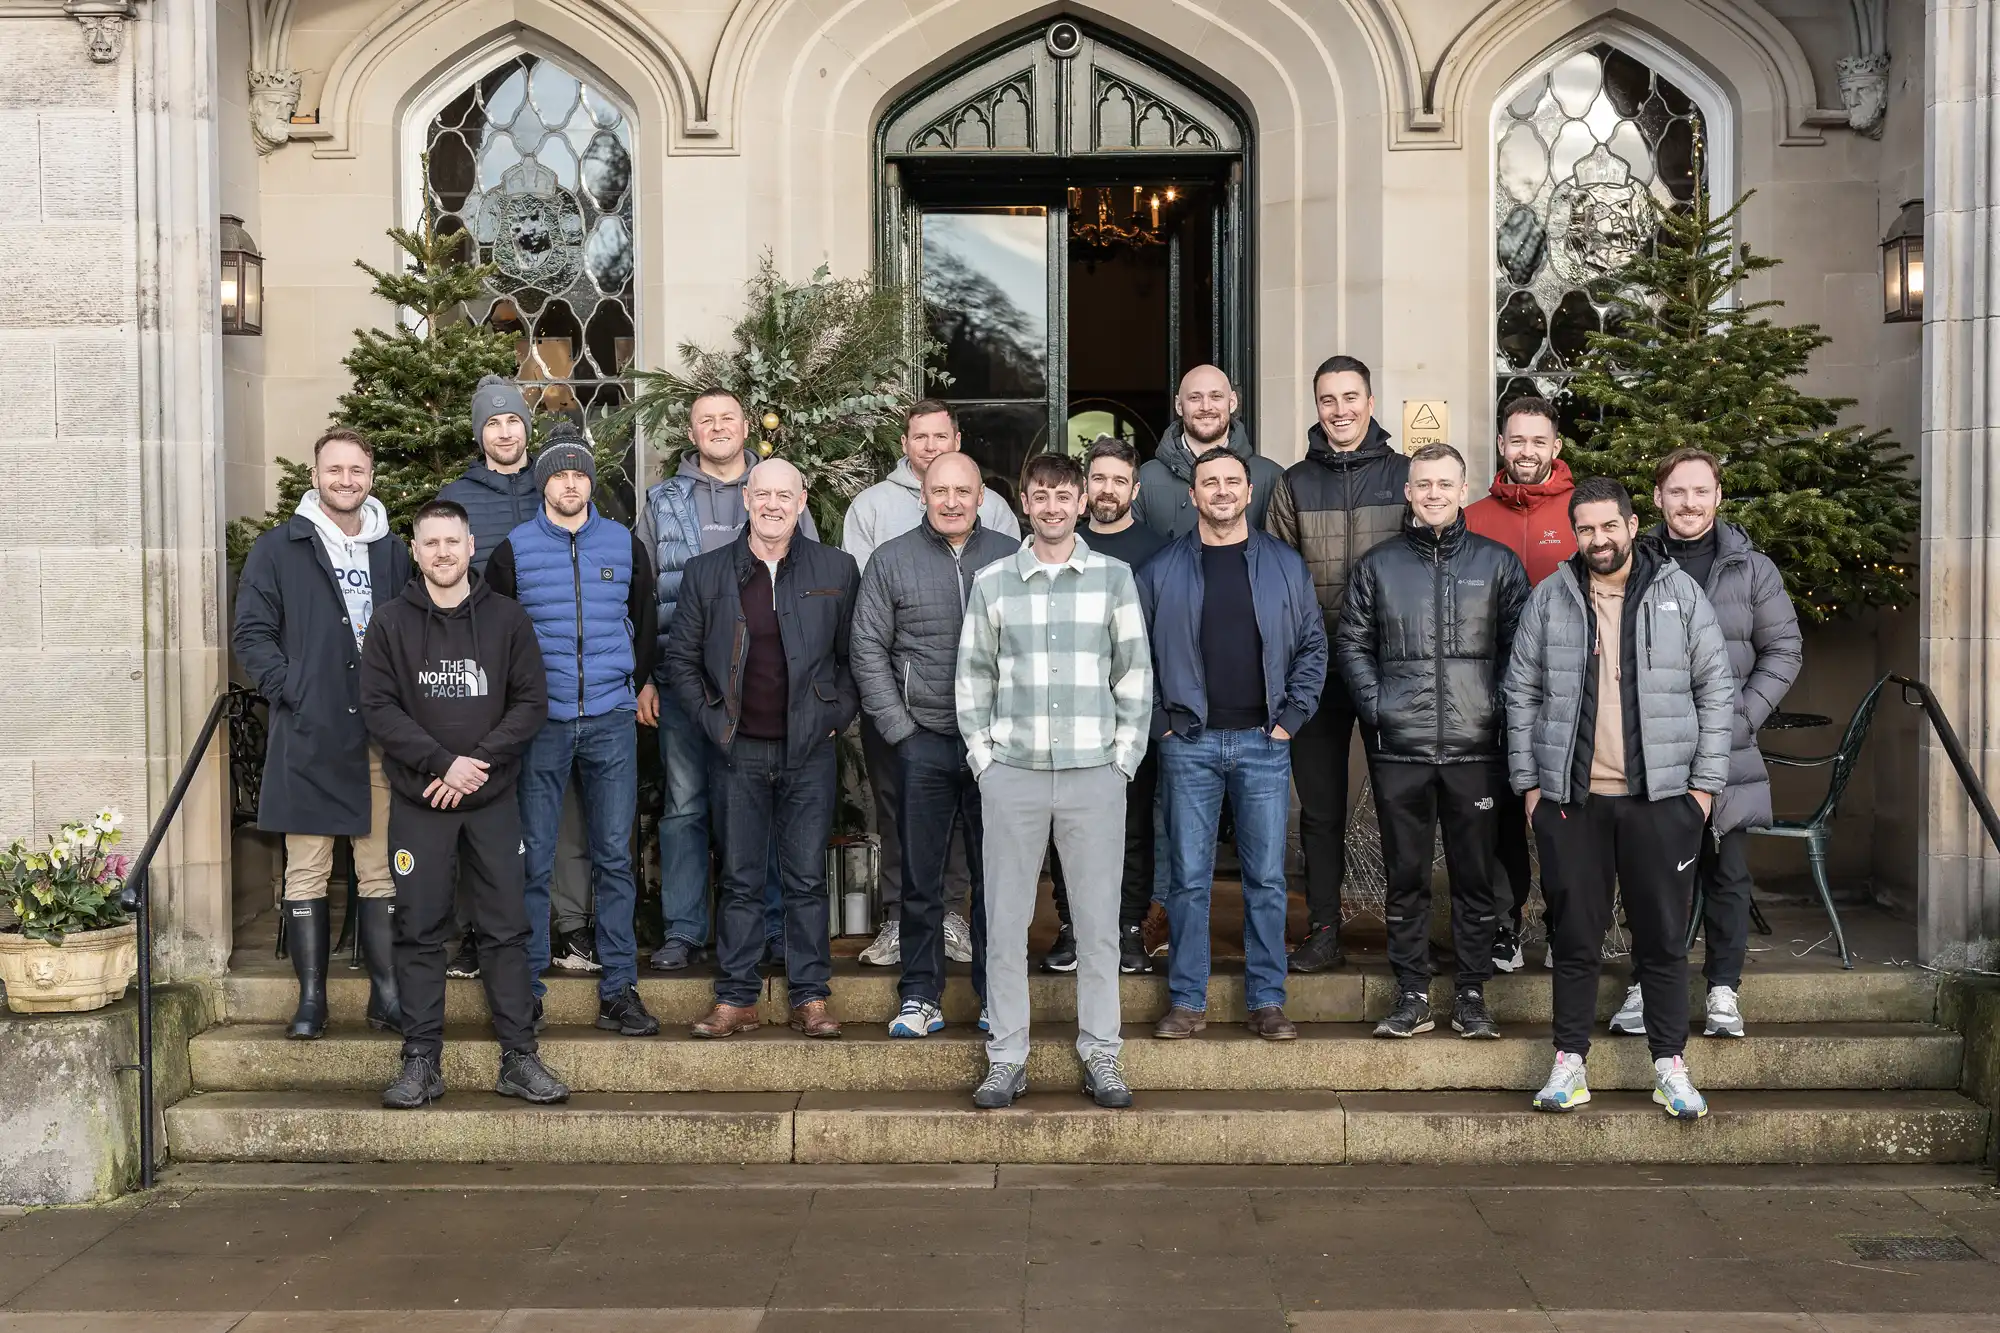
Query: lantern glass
239 253 263 335
219 214 264 336
1882 199 1923 323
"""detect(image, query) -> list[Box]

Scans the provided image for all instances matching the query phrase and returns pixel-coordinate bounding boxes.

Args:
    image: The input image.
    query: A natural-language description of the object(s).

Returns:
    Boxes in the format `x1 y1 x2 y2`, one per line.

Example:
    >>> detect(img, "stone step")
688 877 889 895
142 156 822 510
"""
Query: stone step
164 1088 1988 1167
220 964 1938 1028
189 1021 1965 1095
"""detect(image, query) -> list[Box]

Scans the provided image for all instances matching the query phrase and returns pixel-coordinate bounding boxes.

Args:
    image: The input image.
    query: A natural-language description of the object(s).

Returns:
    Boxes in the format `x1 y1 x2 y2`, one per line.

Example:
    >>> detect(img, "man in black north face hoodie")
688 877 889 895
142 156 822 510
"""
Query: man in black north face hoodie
360 498 569 1110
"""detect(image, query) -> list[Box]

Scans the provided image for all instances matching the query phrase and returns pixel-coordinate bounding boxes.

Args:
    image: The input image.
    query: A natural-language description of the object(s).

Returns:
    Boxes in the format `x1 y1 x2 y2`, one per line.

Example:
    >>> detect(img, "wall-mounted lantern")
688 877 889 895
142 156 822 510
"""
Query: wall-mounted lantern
1882 199 1923 324
220 215 264 336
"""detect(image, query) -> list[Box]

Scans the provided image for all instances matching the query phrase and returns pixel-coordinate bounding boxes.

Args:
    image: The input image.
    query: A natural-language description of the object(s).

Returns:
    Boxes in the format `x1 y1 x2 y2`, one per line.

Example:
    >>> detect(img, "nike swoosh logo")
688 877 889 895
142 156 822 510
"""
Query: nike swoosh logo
1677 857 1696 872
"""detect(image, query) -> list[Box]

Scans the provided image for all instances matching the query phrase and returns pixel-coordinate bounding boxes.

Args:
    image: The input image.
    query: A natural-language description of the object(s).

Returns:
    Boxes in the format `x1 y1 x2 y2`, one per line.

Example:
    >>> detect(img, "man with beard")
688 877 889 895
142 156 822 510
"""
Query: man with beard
1140 448 1325 1041
1604 448 1801 1041
1505 477 1733 1119
233 427 410 1040
1131 365 1284 540
487 423 660 1038
360 499 569 1109
1336 444 1528 1040
1043 436 1167 973
1465 395 1577 972
1266 355 1409 972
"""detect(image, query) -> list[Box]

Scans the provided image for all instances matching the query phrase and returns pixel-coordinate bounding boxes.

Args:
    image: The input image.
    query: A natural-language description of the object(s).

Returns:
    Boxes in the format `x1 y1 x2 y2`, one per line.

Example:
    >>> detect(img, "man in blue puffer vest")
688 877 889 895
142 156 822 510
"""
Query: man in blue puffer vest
486 422 661 1037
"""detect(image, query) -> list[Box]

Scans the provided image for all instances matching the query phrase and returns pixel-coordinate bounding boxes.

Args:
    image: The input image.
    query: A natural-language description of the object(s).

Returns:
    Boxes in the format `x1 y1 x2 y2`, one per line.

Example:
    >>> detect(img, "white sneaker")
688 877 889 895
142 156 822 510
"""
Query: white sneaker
1608 984 1646 1035
1704 985 1745 1038
1533 1051 1590 1112
944 911 973 964
888 997 944 1038
858 918 901 966
1654 1055 1709 1119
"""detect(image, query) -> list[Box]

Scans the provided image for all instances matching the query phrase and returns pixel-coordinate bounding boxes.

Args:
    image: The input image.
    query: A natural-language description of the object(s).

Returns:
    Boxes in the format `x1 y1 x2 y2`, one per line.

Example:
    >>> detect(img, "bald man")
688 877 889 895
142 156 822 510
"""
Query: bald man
662 456 862 1039
1132 364 1287 540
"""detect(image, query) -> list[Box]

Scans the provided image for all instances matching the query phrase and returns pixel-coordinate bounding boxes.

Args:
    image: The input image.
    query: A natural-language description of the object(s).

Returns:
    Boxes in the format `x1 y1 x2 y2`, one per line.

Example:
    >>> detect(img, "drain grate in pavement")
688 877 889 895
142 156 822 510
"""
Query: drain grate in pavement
1843 1234 1983 1262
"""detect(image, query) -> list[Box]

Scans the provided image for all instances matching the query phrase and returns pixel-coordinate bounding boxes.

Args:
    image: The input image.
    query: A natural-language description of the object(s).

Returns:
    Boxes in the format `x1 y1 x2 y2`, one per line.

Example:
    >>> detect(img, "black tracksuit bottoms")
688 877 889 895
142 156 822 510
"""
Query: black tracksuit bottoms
389 793 539 1063
1535 791 1707 1062
1372 759 1504 992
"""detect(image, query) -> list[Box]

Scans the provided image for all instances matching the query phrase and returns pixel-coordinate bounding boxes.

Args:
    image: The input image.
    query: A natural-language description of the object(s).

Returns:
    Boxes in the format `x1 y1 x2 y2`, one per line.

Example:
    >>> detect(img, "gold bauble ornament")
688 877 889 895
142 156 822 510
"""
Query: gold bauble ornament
761 410 781 432
757 439 774 456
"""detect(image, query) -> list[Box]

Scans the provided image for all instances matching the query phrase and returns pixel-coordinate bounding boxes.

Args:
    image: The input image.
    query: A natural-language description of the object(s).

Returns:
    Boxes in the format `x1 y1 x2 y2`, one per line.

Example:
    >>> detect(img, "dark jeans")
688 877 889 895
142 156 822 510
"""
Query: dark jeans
1291 674 1368 931
712 734 837 1008
1698 827 1753 989
1050 747 1158 929
1160 728 1293 1013
656 689 715 949
389 794 536 1062
1536 791 1706 1061
520 710 640 1001
897 729 986 1005
859 714 906 916
1372 759 1505 991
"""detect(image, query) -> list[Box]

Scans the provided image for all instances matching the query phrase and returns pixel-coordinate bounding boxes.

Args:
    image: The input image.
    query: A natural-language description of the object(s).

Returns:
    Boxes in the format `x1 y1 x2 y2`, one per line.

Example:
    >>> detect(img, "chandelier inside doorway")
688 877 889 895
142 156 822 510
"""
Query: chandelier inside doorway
1068 184 1181 258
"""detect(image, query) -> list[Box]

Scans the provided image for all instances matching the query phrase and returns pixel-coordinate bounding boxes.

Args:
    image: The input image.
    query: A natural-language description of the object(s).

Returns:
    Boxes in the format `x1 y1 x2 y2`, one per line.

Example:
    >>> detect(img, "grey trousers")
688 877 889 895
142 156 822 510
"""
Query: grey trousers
981 760 1126 1066
461 783 590 935
862 714 971 919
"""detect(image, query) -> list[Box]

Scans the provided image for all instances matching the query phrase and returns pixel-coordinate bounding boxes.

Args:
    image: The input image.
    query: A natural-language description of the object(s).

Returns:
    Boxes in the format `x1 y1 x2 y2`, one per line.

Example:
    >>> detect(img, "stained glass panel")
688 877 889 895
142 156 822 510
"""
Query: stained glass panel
1492 43 1705 435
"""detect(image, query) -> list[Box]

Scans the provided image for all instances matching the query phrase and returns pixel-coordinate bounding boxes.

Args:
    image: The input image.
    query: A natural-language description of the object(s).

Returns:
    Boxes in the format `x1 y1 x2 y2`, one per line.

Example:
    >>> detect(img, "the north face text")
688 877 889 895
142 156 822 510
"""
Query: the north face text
418 658 489 698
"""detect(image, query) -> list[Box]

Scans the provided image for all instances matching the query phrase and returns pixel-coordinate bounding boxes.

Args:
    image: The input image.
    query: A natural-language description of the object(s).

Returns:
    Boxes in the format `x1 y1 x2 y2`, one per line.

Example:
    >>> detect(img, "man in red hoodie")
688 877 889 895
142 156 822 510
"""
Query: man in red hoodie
1465 395 1575 971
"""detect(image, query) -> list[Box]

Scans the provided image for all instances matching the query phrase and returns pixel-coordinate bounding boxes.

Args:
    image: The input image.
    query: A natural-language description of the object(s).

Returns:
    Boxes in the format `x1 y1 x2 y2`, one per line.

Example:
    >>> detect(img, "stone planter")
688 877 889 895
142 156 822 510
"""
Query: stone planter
0 922 138 1015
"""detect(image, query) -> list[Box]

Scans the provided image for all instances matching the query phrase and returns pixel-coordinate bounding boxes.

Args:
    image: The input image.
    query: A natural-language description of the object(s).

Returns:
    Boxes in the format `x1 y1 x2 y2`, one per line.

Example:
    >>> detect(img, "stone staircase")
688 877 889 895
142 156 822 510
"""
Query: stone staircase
166 957 1989 1167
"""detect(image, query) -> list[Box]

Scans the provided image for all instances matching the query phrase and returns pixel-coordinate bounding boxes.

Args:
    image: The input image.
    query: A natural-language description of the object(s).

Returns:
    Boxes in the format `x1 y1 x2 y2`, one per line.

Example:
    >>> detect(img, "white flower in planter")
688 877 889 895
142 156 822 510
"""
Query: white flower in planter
92 809 123 834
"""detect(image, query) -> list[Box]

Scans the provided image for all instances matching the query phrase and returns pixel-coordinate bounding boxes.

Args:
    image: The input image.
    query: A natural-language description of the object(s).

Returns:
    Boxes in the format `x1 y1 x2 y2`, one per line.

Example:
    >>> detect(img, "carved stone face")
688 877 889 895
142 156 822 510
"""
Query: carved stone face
249 69 303 155
1837 53 1890 139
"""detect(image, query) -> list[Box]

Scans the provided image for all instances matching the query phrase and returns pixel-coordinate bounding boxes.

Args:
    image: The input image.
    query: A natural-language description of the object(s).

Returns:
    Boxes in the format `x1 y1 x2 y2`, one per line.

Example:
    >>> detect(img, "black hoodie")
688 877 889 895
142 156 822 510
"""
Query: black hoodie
359 576 548 807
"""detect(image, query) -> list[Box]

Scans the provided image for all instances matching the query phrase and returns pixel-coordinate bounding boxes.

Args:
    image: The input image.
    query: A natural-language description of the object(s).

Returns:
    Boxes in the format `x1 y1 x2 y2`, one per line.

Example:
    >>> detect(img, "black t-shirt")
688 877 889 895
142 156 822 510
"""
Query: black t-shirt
1084 521 1167 570
738 559 789 741
1200 538 1266 730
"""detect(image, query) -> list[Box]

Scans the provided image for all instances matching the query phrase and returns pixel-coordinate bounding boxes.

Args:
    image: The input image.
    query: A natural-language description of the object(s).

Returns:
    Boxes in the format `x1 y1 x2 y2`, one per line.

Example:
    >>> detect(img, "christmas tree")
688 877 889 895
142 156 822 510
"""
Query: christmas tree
614 253 943 542
1565 175 1918 623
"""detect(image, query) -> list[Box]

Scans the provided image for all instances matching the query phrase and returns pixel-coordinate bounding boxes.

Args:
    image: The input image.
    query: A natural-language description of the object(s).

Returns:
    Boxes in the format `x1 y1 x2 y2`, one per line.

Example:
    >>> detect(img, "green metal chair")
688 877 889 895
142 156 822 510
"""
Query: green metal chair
1737 675 1891 970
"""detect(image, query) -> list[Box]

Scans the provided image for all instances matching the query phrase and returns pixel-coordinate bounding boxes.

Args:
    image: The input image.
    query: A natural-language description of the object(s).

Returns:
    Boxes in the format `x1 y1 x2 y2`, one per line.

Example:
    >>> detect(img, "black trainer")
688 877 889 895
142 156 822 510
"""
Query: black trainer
1491 924 1524 973
381 1053 444 1109
1119 924 1148 974
1041 924 1078 973
496 1050 570 1104
596 984 660 1037
1288 923 1346 973
446 933 480 980
1451 987 1500 1039
1373 990 1434 1038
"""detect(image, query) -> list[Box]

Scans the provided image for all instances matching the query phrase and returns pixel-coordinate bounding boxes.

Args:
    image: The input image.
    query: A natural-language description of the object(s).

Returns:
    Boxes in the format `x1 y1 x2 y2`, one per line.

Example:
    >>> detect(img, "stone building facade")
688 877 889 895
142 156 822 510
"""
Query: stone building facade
0 0 1991 973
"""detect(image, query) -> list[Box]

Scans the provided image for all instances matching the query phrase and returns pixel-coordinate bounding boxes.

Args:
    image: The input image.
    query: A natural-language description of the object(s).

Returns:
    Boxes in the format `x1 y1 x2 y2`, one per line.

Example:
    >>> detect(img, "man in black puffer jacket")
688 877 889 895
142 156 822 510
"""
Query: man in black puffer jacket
1335 443 1529 1041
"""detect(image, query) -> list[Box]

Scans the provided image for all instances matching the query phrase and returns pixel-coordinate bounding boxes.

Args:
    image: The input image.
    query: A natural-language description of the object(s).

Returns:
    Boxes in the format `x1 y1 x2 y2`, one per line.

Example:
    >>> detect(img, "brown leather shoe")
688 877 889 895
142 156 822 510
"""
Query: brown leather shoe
1141 901 1171 958
1247 1006 1298 1041
1152 1005 1207 1039
690 1002 760 1039
790 999 842 1039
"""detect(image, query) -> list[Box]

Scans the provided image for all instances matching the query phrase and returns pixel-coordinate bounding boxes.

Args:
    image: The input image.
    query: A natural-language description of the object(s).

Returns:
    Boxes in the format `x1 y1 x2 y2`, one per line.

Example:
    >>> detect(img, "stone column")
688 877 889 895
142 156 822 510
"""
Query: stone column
1920 0 2000 967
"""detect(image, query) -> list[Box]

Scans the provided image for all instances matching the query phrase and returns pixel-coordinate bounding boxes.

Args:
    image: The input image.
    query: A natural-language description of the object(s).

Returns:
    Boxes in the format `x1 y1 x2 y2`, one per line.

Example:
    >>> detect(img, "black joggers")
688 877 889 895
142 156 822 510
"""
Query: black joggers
1291 676 1366 932
1372 759 1504 992
1535 791 1707 1061
388 794 539 1063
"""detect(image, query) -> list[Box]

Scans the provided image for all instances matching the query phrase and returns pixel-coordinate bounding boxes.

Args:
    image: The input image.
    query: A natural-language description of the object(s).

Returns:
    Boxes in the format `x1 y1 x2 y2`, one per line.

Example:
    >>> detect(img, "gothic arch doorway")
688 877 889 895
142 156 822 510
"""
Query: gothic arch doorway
877 18 1254 503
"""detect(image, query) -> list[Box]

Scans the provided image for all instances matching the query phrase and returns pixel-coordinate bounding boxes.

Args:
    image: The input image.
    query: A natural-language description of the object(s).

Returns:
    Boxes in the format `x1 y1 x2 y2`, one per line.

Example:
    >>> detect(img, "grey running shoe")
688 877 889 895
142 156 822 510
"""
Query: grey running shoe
1082 1054 1133 1108
973 1061 1027 1109
1608 984 1646 1035
1704 985 1745 1038
1533 1051 1590 1112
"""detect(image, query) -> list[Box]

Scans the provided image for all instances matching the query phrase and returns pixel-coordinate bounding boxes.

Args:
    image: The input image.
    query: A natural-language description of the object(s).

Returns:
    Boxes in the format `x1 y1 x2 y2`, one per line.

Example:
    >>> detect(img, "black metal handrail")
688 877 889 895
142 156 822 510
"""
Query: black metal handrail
1887 676 2000 857
117 691 229 1191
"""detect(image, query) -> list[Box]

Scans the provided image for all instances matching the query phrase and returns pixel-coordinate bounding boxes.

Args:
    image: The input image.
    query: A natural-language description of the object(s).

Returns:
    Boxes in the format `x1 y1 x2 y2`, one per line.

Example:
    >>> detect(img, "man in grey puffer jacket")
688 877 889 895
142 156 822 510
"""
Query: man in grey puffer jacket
1505 477 1735 1122
1605 448 1802 1042
851 453 1016 1034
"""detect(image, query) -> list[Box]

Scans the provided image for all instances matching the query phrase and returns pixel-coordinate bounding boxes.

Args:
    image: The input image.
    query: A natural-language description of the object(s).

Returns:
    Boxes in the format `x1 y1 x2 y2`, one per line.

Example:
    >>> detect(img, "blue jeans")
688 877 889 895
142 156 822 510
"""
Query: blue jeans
712 735 837 1008
520 710 640 1001
1160 727 1293 1013
897 729 985 1005
656 690 714 949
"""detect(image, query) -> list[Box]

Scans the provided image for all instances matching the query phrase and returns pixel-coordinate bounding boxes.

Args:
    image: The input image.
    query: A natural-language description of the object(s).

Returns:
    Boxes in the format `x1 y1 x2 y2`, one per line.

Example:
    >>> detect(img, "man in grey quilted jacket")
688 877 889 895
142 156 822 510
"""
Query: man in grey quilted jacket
1504 477 1735 1122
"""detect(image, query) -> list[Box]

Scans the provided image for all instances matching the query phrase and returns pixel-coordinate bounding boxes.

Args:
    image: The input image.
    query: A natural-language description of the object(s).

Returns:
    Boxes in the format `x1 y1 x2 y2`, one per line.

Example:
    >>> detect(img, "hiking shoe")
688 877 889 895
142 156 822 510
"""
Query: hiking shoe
1608 984 1646 1035
1451 987 1499 1039
889 997 944 1038
1373 990 1434 1038
1654 1055 1709 1119
1141 901 1171 957
596 984 660 1037
1704 985 1745 1038
1533 1051 1591 1112
381 1053 444 1109
446 934 480 980
551 926 602 973
496 1050 570 1105
944 911 974 964
648 939 698 972
1288 924 1345 973
974 1062 1027 1109
1492 924 1524 973
858 919 901 966
1083 1054 1133 1108
1041 924 1077 973
1119 924 1148 974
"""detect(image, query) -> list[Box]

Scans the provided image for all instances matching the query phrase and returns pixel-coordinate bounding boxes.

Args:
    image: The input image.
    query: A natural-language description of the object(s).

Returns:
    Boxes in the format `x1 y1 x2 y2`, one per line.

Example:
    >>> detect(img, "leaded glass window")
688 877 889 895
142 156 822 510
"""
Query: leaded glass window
423 54 636 435
1493 43 1705 436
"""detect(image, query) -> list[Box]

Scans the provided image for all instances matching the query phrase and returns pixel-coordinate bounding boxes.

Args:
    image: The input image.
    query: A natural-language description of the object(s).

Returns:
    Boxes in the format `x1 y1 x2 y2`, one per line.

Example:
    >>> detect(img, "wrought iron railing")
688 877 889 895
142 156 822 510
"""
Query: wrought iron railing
1887 676 2000 856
